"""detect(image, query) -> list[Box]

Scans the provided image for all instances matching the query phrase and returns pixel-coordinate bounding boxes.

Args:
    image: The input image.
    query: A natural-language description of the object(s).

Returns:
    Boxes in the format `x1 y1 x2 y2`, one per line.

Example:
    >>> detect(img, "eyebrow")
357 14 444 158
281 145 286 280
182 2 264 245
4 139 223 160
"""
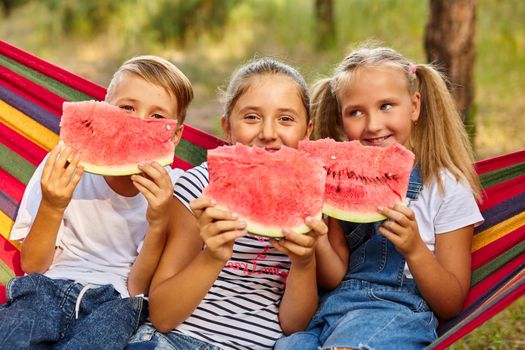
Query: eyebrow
237 106 299 115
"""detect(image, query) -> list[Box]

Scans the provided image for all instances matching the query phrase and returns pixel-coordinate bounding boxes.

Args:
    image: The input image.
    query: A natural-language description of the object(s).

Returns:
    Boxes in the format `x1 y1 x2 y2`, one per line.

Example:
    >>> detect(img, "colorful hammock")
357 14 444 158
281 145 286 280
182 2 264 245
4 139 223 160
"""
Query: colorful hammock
0 40 523 348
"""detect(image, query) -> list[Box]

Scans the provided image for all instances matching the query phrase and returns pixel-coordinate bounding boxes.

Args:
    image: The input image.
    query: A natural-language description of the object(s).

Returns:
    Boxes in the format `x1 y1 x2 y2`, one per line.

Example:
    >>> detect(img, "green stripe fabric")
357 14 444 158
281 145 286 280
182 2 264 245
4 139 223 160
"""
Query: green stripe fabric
0 54 92 102
479 162 525 188
0 260 15 287
175 138 208 166
0 145 36 185
470 241 525 286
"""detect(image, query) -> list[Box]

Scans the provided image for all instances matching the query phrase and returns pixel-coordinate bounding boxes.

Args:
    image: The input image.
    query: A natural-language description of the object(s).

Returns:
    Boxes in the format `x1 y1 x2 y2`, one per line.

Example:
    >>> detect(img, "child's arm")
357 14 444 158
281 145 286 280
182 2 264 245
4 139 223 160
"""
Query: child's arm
378 203 473 320
127 162 176 296
271 218 328 335
314 217 349 290
148 197 246 332
21 145 83 273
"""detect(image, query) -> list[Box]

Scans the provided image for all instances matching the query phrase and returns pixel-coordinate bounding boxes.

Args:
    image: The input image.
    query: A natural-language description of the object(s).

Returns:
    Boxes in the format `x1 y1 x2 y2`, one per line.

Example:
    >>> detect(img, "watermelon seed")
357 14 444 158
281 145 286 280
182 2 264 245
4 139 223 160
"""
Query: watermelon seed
330 155 336 160
167 125 171 130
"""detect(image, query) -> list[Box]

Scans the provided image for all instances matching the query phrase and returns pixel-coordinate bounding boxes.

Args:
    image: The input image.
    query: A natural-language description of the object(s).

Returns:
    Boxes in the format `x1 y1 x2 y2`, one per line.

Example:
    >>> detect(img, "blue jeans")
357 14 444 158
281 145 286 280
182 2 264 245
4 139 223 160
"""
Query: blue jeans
0 274 147 350
127 323 221 350
275 166 438 349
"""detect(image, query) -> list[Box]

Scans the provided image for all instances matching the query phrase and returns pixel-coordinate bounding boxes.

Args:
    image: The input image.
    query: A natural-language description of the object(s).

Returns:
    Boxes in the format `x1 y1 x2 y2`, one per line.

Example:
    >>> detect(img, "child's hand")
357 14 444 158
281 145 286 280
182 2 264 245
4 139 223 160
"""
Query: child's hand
131 161 173 228
378 203 426 259
270 217 328 268
40 144 83 211
190 197 247 263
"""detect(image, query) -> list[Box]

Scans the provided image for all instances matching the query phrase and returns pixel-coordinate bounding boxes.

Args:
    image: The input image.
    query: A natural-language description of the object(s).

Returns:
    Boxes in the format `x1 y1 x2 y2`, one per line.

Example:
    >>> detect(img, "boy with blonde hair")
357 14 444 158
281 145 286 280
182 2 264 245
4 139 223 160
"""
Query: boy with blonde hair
0 55 193 349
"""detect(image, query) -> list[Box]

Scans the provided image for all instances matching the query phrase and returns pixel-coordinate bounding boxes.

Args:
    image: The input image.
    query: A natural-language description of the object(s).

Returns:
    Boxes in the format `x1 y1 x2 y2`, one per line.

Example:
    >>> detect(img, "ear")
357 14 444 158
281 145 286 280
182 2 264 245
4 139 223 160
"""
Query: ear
304 119 314 140
171 124 184 147
411 91 421 123
220 115 232 143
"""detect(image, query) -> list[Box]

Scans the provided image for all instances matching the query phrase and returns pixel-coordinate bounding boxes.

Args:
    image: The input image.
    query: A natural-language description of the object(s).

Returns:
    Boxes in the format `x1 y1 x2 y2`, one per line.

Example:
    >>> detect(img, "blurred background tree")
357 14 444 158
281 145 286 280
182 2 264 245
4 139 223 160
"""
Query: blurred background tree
1 0 523 161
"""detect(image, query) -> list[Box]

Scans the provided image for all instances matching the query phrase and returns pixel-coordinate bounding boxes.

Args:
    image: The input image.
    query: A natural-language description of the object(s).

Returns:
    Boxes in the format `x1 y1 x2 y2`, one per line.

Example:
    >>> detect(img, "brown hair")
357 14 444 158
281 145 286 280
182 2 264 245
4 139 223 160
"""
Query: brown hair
106 55 194 123
311 46 482 199
221 57 310 121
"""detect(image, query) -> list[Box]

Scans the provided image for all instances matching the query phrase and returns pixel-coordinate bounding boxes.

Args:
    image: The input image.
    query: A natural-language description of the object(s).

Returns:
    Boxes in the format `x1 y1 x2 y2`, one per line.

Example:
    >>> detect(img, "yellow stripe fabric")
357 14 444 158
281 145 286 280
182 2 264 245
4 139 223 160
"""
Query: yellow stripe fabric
472 211 525 252
0 211 21 250
0 100 58 151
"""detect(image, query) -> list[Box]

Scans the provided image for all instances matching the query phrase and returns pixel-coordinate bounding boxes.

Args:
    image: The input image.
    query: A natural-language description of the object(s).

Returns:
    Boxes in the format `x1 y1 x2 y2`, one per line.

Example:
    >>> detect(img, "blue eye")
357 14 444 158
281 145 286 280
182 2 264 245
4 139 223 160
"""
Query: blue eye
381 104 393 111
349 110 363 118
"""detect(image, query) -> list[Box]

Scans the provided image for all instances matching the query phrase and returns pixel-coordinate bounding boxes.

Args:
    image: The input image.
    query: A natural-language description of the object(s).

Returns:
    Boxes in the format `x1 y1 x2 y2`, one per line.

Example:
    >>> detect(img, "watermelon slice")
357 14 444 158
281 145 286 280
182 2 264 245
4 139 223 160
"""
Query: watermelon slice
59 101 178 175
204 144 326 237
299 139 415 223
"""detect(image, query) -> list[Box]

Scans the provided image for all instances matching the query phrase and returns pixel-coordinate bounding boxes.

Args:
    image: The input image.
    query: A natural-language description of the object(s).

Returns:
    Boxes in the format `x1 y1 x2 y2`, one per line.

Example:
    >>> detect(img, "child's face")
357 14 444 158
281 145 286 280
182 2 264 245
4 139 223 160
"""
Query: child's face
106 72 183 144
339 66 420 148
221 75 312 150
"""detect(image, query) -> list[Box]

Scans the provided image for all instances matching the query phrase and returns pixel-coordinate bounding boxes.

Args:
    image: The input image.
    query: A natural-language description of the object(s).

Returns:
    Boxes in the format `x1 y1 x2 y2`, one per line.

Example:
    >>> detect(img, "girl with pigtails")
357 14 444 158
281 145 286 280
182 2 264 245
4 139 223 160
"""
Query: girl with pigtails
275 46 484 350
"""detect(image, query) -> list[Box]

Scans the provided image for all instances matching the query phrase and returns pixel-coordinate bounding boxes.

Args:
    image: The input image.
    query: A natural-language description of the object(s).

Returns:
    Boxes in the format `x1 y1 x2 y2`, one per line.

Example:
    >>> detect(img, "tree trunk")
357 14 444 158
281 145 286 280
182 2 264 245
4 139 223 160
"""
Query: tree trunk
315 0 335 50
424 0 476 125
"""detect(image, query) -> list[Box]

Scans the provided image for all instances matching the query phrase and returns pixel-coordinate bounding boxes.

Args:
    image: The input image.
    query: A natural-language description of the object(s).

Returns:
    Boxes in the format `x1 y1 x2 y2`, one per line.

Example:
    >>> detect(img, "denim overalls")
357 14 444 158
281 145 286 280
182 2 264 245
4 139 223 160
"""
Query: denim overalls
275 167 438 350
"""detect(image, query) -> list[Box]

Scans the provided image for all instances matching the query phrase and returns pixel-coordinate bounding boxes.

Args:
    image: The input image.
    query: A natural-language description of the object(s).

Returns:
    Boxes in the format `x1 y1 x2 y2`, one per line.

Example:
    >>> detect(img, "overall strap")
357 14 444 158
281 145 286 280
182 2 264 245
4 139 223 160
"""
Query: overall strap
406 165 423 201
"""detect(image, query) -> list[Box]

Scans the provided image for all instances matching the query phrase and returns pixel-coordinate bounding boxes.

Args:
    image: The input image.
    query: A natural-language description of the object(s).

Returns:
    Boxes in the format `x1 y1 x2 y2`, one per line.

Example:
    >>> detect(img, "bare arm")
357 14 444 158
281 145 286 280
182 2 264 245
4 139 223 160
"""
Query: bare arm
274 217 328 334
127 162 176 296
378 204 473 320
148 198 246 333
315 217 349 290
21 145 83 273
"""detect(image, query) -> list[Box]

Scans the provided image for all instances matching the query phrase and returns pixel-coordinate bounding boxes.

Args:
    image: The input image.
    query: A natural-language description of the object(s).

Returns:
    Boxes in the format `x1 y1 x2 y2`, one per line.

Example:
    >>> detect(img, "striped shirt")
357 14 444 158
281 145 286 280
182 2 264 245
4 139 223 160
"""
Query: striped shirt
172 163 290 350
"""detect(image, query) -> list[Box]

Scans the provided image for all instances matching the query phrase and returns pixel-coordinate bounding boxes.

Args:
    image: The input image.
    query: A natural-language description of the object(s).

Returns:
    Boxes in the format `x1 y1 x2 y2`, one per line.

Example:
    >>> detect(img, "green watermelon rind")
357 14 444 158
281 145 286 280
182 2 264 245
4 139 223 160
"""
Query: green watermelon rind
75 153 173 176
323 203 387 223
213 203 323 238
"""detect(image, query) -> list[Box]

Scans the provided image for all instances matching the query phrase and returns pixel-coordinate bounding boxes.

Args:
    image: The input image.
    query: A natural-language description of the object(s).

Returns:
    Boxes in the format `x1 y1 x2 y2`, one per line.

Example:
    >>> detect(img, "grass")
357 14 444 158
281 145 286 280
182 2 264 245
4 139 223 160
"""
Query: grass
1 1 523 347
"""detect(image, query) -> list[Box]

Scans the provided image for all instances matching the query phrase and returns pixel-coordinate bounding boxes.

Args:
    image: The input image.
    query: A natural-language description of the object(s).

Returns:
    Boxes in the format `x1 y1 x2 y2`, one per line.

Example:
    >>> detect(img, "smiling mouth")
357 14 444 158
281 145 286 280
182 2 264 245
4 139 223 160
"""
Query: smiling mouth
264 147 280 153
364 135 391 145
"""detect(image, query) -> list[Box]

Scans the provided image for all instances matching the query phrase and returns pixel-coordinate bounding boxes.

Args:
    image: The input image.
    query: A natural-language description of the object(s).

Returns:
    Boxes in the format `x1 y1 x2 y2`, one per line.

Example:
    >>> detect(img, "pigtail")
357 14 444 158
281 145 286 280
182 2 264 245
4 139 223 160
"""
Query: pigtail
413 65 482 200
311 78 345 141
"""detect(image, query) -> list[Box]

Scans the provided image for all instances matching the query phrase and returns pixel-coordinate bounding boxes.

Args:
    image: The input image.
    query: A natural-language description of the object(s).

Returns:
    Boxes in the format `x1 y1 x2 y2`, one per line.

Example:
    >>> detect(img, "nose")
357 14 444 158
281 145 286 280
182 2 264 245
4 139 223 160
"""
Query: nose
258 119 277 142
365 112 383 133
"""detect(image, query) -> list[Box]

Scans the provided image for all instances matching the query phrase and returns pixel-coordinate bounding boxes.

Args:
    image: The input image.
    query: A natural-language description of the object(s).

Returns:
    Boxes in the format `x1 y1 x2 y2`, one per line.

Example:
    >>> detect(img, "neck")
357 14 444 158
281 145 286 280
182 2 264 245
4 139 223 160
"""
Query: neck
103 175 139 197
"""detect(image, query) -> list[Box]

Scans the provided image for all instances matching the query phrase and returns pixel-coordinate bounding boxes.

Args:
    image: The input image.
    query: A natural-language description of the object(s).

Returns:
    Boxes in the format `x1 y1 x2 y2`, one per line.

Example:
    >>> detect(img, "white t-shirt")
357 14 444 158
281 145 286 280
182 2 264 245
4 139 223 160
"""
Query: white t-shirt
173 163 289 350
405 170 484 277
10 155 183 297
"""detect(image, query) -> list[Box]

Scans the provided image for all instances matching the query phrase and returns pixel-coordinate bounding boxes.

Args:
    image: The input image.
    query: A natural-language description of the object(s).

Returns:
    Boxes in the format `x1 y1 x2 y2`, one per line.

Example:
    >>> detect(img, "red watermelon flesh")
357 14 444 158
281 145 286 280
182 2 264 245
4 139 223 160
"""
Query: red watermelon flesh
299 139 415 222
60 101 178 175
204 144 326 237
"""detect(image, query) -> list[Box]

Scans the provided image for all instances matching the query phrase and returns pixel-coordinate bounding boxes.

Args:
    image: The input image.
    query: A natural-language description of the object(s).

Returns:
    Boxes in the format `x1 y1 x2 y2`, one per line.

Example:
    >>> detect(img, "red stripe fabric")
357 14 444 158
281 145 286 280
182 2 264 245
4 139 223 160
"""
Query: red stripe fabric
0 169 26 204
434 281 525 350
479 175 525 211
171 157 194 171
0 65 66 114
472 227 525 270
182 124 228 150
0 123 48 166
475 149 525 175
464 253 525 307
0 68 60 115
0 40 105 101
0 236 22 275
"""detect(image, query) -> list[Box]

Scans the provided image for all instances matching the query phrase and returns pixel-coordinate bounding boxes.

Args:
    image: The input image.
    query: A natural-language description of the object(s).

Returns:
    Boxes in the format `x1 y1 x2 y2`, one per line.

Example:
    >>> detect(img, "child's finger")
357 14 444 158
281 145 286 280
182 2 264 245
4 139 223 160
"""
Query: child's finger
190 197 216 214
200 206 237 225
203 220 246 239
378 206 409 226
378 225 402 246
305 217 328 238
65 166 83 192
138 162 166 184
392 202 415 221
42 145 62 183
205 229 246 250
131 174 159 197
381 219 404 236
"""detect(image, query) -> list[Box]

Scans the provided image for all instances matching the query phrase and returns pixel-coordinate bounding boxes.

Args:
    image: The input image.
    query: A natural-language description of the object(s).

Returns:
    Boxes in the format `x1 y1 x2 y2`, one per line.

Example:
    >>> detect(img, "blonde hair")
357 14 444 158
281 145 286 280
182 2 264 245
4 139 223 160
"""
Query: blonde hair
106 55 194 123
311 46 482 200
221 57 310 121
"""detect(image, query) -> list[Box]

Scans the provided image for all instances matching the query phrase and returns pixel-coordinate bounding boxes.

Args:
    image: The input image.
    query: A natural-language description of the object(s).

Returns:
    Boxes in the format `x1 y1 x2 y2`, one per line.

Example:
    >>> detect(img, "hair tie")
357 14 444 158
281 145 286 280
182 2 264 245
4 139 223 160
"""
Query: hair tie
410 64 417 74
